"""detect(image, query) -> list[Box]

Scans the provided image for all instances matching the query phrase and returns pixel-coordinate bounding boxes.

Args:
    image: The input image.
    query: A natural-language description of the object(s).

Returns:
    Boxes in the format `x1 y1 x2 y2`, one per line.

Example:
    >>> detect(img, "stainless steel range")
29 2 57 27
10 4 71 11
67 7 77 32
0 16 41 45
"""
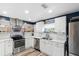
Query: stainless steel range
11 25 25 55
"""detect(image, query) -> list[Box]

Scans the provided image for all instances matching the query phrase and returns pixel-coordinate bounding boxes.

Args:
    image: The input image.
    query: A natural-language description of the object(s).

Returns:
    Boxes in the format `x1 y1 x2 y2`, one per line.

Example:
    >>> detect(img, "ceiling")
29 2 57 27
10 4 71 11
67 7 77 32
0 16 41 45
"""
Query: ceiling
0 3 79 22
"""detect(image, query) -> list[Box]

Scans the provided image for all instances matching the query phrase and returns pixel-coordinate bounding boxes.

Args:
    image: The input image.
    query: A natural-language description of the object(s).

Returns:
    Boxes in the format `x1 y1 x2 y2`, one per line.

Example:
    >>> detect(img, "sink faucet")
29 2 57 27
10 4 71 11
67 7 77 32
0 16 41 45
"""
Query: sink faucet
46 33 52 40
46 33 49 40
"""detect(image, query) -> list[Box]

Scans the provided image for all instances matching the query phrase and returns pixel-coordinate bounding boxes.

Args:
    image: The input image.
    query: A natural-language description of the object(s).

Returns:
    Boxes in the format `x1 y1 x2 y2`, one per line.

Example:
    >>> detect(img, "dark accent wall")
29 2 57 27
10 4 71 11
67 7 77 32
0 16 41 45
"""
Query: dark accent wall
0 15 36 25
66 11 79 22
35 11 79 23
0 16 10 21
23 20 35 24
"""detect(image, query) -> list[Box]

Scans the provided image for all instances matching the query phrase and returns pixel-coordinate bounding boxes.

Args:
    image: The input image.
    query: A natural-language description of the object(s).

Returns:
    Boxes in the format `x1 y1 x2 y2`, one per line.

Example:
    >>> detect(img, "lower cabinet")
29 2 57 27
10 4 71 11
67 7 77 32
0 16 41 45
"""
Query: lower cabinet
25 38 34 49
40 39 64 56
40 40 53 56
0 41 5 56
52 41 64 56
4 39 13 56
0 39 13 56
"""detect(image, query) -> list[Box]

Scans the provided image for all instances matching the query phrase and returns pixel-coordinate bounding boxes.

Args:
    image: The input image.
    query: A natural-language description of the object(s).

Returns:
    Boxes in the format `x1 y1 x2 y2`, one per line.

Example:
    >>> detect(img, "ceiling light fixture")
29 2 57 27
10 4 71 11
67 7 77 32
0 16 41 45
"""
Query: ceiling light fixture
2 11 7 14
48 10 53 13
41 3 48 9
29 18 31 21
25 10 29 14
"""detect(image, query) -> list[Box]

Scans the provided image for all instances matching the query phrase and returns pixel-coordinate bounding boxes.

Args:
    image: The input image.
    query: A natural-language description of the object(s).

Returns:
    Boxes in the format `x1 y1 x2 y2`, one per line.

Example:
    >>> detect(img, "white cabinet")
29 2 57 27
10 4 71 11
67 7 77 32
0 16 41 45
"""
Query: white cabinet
55 16 66 33
0 41 5 56
52 41 64 56
40 39 65 56
34 21 44 37
31 38 34 48
4 39 13 56
25 32 34 49
40 39 46 53
34 21 44 33
0 39 13 56
40 39 53 56
25 38 34 49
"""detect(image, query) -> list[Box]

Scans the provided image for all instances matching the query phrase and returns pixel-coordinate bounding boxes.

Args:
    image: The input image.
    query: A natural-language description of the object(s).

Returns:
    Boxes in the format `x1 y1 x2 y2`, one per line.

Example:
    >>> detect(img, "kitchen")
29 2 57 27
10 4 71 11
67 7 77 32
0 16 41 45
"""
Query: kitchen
0 3 79 56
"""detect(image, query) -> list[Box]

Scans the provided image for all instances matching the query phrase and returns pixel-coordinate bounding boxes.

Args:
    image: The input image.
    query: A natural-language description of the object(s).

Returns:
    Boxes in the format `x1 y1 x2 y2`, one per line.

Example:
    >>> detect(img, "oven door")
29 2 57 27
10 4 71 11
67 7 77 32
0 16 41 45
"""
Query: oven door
14 39 25 48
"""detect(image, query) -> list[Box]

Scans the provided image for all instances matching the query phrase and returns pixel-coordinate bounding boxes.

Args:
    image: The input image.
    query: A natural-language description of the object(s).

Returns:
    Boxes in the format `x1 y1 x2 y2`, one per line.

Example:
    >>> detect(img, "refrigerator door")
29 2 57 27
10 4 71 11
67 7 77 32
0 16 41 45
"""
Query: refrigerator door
69 22 79 55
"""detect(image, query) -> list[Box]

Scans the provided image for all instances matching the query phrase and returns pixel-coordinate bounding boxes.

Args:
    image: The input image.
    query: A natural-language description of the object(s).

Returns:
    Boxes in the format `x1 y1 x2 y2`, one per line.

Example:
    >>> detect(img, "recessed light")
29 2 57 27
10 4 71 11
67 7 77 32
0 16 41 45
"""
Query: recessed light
48 10 52 13
29 18 31 21
25 10 29 14
2 11 7 14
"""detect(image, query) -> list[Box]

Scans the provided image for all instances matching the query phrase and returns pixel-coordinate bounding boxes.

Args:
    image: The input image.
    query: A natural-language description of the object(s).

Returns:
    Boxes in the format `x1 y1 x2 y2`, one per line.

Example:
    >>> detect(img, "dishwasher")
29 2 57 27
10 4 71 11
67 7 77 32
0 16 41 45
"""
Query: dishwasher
34 38 40 51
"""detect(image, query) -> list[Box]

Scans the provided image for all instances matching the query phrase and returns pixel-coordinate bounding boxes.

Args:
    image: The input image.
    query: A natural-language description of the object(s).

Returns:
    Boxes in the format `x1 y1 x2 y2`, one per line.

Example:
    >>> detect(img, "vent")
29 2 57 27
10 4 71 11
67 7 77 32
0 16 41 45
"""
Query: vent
41 4 48 9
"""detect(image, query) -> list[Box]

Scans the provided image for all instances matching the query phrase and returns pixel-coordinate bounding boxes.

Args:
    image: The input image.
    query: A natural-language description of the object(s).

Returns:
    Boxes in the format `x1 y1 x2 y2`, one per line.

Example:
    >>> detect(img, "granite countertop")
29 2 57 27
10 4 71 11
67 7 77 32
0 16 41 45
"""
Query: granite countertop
25 36 43 39
50 39 66 43
0 38 11 42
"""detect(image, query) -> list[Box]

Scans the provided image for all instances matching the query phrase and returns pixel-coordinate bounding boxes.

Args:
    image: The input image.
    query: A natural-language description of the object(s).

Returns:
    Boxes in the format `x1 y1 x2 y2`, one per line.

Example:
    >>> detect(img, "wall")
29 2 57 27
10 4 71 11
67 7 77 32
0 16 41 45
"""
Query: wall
22 23 34 32
0 17 11 32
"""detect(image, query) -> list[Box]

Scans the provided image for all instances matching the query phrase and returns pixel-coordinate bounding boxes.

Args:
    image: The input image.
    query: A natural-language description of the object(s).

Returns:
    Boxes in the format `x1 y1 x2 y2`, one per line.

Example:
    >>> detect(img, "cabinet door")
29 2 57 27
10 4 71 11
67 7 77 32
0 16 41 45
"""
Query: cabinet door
55 16 66 33
0 41 5 56
25 38 32 49
53 42 64 56
40 39 46 52
40 40 53 56
34 21 44 32
46 41 54 56
25 39 29 49
25 38 34 49
31 38 34 48
44 41 53 56
0 42 2 56
5 39 13 56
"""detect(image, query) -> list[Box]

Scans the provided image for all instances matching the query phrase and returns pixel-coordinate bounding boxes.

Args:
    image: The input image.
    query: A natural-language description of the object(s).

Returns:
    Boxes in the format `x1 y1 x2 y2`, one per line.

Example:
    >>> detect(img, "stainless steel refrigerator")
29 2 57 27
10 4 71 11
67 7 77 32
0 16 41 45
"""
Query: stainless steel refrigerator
69 21 79 55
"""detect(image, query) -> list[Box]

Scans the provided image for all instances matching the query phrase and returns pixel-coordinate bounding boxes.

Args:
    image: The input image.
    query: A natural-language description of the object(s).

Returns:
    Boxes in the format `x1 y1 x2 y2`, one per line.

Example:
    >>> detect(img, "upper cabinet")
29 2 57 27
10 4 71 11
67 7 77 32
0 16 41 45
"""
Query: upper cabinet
34 21 44 32
45 19 55 24
34 16 66 33
54 16 66 33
